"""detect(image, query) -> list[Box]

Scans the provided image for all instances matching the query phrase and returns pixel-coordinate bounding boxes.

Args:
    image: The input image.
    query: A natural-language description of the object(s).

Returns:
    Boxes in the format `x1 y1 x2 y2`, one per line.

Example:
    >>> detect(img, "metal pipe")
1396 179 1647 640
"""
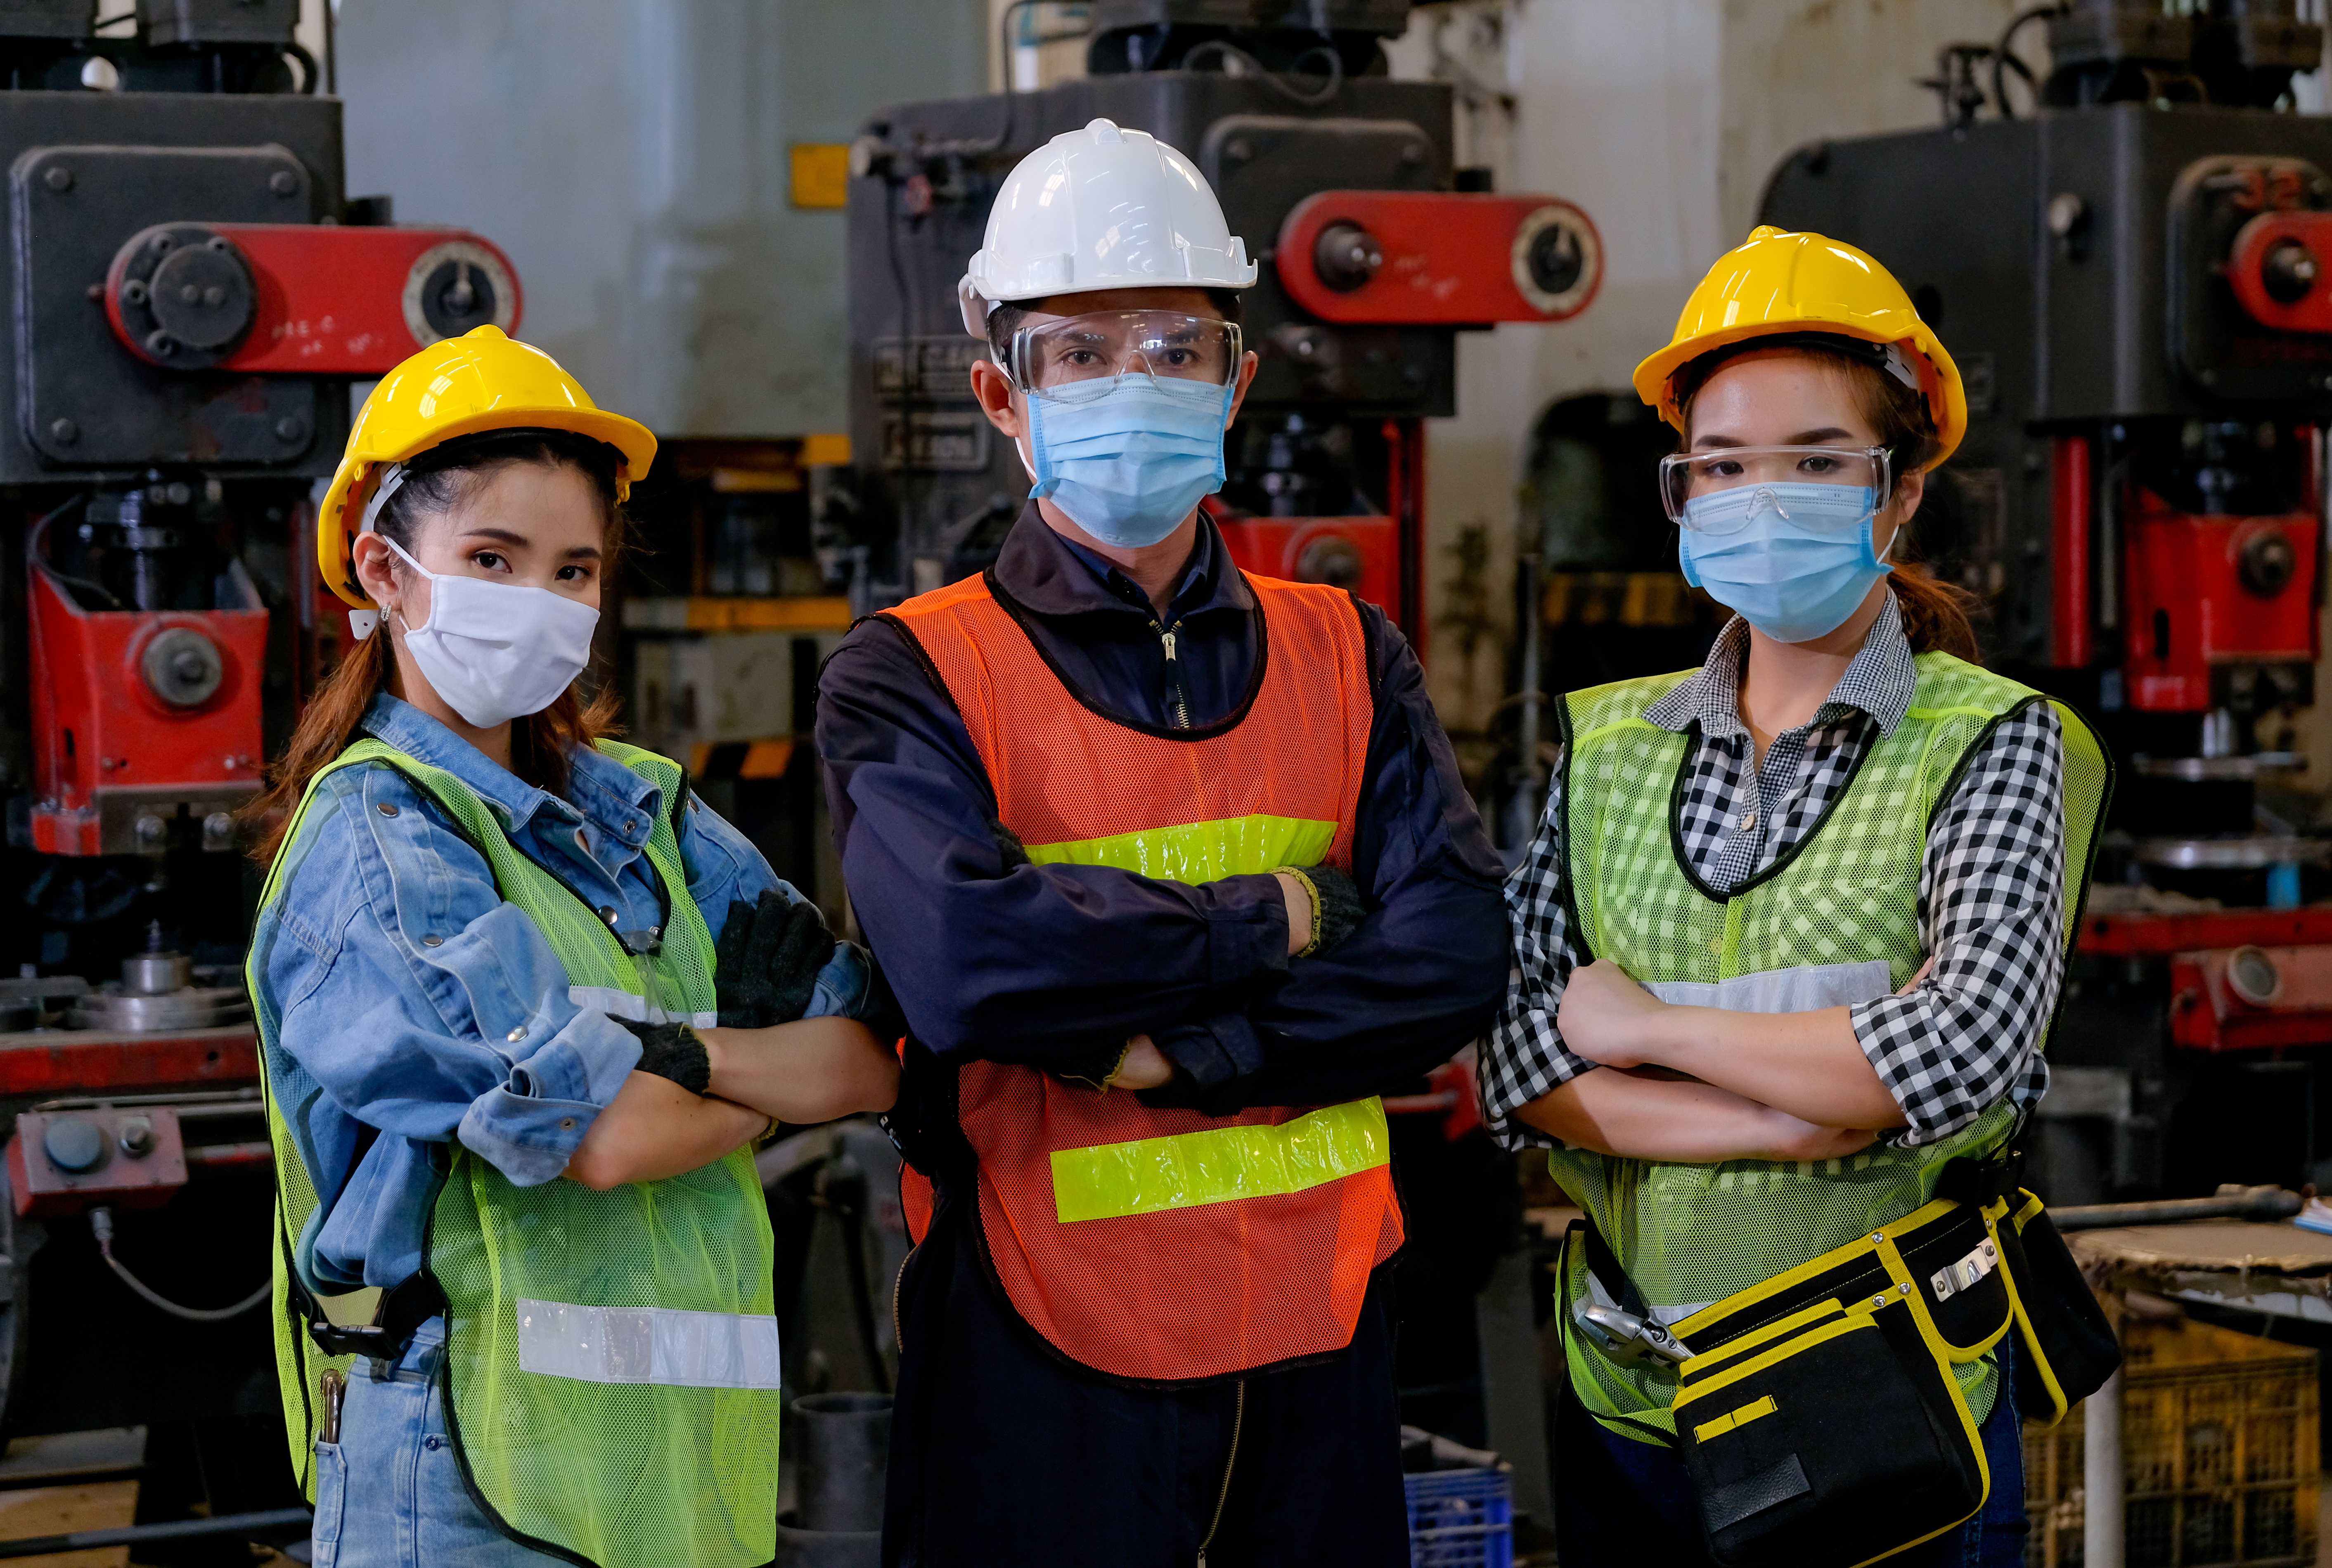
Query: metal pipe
2050 1185 2300 1231
2084 1368 2124 1568
0 1507 310 1559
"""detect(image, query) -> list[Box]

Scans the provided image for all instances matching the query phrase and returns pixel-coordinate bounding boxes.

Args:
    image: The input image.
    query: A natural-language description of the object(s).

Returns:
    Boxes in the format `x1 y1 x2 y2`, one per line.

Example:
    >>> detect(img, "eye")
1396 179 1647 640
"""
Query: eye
1700 459 1744 479
471 550 507 572
1799 454 1839 475
556 563 594 584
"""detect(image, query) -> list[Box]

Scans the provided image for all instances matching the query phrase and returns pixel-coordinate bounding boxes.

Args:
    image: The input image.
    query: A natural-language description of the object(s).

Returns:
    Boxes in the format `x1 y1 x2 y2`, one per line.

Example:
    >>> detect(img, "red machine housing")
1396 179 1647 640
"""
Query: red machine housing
1213 514 1400 610
2119 486 2318 711
24 552 267 856
103 223 521 375
1276 191 1602 326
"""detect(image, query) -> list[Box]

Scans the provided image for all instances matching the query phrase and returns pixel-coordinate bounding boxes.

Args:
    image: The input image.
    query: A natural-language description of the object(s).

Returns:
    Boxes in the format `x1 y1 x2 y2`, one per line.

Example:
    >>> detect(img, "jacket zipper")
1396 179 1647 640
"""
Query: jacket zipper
1194 1378 1245 1567
1151 616 1191 729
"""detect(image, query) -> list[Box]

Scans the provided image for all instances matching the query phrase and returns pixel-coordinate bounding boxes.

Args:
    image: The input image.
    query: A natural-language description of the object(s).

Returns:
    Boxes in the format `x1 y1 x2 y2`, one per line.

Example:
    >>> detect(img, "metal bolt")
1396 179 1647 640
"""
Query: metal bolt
179 283 199 304
163 481 191 506
1225 138 1253 162
1400 143 1426 166
41 166 69 192
117 1118 153 1156
120 279 147 305
269 170 298 196
274 414 308 442
48 418 76 444
144 329 178 358
133 814 165 844
149 234 173 255
202 811 233 843
202 285 224 306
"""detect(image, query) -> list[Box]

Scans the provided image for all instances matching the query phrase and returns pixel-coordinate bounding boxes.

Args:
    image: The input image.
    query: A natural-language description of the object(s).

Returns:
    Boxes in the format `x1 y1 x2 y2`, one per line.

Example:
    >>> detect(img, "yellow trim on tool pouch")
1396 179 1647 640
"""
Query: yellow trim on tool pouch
1027 814 1337 886
1050 1098 1390 1223
1692 1394 1779 1444
1671 1312 1875 1412
1677 1298 1846 1379
1674 1195 1961 1341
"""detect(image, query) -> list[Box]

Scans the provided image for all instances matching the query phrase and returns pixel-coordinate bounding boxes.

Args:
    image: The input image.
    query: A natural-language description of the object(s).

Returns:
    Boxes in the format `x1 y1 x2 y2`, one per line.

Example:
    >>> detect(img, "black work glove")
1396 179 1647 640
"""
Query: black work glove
1284 864 1364 959
713 890 835 1028
990 817 1030 871
611 1018 710 1094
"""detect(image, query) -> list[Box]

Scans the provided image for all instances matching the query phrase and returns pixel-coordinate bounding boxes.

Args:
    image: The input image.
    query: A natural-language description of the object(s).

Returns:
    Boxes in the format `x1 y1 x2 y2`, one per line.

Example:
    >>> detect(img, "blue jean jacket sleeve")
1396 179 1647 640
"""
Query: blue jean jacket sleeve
672 786 871 1020
268 764 644 1191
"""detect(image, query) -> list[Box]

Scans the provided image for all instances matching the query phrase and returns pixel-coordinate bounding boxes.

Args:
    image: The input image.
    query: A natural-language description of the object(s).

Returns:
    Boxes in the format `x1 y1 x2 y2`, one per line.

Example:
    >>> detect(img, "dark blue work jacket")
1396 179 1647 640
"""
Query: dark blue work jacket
814 505 1507 1113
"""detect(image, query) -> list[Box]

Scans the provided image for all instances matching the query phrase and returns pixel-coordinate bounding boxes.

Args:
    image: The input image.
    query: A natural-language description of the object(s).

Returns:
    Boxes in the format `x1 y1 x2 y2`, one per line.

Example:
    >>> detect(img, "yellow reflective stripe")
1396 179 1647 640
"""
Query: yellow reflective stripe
1027 814 1336 886
1051 1098 1390 1223
1691 1393 1779 1443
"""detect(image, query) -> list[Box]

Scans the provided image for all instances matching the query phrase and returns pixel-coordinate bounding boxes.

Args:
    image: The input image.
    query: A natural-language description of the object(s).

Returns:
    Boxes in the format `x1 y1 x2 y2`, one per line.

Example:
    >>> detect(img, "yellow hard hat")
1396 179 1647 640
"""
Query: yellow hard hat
315 326 658 610
1631 226 1966 469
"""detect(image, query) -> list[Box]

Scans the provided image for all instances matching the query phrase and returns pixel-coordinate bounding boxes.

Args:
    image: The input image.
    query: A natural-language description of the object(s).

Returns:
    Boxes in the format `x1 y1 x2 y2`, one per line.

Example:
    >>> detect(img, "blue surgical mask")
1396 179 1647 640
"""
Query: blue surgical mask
1023 376 1234 548
1678 482 1893 643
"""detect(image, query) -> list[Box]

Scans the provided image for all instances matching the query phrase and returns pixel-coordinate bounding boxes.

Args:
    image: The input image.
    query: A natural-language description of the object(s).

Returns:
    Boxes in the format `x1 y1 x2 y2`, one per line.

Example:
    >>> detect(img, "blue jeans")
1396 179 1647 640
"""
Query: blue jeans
308 1317 563 1568
1555 1343 2030 1567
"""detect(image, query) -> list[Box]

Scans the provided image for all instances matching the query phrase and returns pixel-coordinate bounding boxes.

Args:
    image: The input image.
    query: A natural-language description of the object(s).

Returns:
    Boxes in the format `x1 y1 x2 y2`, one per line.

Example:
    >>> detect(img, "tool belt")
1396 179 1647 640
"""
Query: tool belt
1569 1158 2119 1568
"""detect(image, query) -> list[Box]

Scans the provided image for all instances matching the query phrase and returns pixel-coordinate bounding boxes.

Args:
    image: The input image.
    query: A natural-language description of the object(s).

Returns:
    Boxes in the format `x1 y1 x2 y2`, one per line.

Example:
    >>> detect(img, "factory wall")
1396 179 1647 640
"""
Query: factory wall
332 0 988 439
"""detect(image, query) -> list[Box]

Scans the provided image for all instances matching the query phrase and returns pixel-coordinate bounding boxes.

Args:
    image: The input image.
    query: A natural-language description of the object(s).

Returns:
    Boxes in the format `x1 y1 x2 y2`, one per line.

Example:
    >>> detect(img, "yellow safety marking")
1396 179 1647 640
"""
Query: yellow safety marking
1051 1098 1389 1223
1028 814 1336 887
1692 1393 1779 1443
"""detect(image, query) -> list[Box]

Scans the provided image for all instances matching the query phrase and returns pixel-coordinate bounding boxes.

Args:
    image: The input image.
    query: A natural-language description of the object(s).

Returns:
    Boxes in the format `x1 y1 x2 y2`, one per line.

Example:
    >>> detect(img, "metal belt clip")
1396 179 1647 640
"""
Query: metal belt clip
1580 1303 1694 1367
1928 1237 1999 1302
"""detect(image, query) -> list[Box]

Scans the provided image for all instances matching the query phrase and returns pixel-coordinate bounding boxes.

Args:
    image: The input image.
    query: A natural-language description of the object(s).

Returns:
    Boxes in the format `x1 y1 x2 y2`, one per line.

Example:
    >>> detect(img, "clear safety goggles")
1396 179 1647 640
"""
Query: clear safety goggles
1007 310 1243 404
1659 445 1894 530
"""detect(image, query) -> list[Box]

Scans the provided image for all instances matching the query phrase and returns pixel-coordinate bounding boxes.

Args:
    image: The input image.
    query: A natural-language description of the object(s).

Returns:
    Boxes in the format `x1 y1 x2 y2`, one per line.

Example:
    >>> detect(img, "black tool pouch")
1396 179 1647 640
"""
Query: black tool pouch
1992 1189 2120 1423
1663 1200 2016 1568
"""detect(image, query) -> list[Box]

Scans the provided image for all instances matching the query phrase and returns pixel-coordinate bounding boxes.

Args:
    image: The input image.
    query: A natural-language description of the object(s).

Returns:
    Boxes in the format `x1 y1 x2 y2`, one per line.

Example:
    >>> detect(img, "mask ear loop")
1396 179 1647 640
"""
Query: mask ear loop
344 464 412 642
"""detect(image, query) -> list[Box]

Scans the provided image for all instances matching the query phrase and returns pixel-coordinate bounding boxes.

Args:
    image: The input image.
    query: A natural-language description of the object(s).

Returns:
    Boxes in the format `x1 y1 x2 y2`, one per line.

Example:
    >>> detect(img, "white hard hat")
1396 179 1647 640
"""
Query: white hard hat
958 117 1259 336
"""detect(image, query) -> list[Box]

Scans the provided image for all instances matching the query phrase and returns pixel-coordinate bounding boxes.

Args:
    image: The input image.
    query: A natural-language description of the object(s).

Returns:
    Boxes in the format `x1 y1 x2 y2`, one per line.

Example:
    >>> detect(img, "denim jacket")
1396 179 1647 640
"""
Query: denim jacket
250 695 868 1289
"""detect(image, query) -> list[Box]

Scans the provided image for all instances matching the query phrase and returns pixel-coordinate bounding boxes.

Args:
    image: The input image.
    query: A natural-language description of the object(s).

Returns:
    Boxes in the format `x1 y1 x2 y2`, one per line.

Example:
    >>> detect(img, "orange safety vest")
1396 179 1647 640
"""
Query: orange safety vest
882 570 1404 1384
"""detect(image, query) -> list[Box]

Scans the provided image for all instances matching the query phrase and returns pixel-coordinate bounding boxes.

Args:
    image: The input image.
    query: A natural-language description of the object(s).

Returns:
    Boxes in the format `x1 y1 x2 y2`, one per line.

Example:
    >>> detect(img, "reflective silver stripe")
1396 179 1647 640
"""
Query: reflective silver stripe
1642 958 1893 1015
515 1298 782 1389
566 984 719 1030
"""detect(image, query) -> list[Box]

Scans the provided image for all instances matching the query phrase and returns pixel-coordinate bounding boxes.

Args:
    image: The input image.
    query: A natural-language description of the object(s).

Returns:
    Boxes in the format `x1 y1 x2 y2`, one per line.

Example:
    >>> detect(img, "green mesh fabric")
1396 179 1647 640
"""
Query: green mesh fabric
251 739 776 1566
1549 655 2108 1441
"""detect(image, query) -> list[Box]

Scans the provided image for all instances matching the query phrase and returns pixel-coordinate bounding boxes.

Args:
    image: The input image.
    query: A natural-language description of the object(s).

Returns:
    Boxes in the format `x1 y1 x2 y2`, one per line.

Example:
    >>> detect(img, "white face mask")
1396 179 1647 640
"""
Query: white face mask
379 535 600 729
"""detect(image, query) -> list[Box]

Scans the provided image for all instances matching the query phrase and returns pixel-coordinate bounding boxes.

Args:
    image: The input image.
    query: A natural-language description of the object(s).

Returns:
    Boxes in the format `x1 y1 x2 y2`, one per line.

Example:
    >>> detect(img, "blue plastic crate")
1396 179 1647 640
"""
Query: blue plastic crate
1404 1465 1513 1568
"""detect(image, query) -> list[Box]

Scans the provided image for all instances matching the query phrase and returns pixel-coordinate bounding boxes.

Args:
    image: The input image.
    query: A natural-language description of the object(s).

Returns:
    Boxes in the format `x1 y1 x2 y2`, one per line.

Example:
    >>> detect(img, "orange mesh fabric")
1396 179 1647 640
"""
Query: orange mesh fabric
893 574 1369 868
887 571 1395 1382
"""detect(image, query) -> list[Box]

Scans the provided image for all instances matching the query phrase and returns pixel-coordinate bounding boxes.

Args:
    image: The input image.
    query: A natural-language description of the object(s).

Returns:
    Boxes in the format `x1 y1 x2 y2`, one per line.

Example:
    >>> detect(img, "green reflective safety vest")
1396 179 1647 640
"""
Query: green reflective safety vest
250 737 780 1568
1548 653 2109 1445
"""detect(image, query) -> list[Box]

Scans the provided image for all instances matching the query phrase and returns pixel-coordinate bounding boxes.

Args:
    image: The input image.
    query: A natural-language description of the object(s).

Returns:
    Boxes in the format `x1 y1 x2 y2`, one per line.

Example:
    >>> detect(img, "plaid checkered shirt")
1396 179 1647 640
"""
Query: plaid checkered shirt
1484 595 2065 1151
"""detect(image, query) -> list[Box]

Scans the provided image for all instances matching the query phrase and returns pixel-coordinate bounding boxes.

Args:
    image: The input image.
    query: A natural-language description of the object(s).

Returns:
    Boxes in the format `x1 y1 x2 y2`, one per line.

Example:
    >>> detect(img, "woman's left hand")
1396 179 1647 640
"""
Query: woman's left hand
1557 959 1670 1068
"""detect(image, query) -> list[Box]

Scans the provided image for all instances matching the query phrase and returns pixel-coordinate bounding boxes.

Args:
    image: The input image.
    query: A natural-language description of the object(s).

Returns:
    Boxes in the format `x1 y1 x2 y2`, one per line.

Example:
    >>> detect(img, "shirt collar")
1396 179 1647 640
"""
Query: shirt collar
1643 592 1917 739
992 501 1255 622
359 694 661 844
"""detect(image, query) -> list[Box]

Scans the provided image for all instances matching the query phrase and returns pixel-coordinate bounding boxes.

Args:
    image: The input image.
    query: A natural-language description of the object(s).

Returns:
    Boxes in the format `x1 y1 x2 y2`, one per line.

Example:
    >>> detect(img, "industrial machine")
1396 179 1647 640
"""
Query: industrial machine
842 0 1600 641
0 0 519 1542
1759 0 2332 1203
840 0 1594 1529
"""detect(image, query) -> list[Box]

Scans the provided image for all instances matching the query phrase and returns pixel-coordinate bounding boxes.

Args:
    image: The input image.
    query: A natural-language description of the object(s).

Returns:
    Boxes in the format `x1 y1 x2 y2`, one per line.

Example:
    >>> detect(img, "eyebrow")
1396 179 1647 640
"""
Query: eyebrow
457 527 603 561
1691 427 1858 449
